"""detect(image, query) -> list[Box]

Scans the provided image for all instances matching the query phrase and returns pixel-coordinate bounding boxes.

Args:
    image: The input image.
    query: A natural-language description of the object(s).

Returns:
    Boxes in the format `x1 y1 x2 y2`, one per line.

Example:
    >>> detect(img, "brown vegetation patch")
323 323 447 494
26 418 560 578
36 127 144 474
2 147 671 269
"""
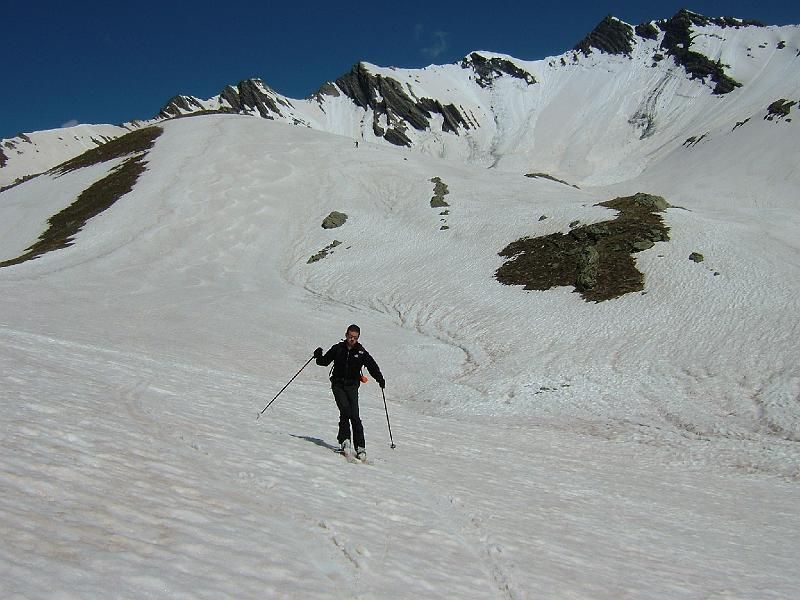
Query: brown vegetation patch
0 127 162 268
495 193 671 302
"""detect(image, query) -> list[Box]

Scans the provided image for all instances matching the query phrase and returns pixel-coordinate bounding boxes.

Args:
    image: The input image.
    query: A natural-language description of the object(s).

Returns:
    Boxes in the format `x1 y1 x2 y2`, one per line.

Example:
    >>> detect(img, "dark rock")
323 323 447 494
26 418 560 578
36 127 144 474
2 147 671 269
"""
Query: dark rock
689 252 705 262
460 53 536 87
308 240 342 263
384 126 413 147
333 63 469 144
732 118 750 131
322 211 348 229
765 99 796 120
636 22 660 40
418 98 469 133
658 10 742 95
315 82 340 97
0 146 7 168
430 177 450 208
524 172 578 188
221 79 284 119
158 95 206 119
575 16 635 56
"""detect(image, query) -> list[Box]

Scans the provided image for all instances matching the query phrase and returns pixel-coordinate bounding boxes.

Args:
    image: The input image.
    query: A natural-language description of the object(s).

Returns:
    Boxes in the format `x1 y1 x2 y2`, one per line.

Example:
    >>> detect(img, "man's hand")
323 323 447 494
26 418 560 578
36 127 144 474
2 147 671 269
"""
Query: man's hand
377 378 386 389
313 347 323 359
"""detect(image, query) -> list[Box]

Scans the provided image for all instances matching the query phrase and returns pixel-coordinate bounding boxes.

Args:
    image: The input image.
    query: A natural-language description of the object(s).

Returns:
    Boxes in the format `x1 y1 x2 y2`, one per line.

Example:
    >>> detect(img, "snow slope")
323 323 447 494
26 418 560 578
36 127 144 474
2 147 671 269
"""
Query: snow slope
1 114 799 599
1 124 135 189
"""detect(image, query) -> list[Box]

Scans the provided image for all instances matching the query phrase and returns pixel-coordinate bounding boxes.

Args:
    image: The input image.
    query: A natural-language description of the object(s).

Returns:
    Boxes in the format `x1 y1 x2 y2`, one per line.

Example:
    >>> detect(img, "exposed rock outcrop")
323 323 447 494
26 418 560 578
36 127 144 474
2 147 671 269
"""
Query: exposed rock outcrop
429 177 450 208
575 10 752 95
158 95 206 119
308 240 341 263
460 53 536 87
322 211 348 229
575 16 635 56
765 99 796 121
658 10 745 95
635 22 660 41
495 193 672 301
221 79 291 119
332 63 469 146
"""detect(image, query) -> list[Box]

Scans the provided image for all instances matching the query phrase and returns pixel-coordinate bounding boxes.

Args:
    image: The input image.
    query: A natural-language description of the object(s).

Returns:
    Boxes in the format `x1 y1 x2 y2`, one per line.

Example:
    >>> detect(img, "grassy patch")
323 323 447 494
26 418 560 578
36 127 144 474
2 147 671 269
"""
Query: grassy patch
54 126 162 174
0 127 162 268
495 193 671 302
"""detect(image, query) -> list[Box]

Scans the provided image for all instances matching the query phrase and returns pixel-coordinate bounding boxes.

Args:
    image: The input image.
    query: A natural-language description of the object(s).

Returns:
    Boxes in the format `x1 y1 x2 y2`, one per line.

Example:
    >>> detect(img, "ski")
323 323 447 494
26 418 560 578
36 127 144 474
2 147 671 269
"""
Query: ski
333 448 372 465
333 448 360 463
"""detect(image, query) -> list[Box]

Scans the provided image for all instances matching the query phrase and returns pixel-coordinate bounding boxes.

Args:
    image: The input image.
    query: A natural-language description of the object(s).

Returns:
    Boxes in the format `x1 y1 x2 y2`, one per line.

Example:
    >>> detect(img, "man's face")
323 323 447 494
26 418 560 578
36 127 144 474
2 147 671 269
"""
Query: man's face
345 330 360 348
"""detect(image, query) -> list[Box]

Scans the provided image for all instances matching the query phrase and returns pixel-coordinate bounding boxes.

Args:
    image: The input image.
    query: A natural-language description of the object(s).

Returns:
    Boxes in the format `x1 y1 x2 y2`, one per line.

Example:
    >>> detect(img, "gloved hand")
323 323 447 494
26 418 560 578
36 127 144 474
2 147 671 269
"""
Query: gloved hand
313 347 323 359
377 378 386 389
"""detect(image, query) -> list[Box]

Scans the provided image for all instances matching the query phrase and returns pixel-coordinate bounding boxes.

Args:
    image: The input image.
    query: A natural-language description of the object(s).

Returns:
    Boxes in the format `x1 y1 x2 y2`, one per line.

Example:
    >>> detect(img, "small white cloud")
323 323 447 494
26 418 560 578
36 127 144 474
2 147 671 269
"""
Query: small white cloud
415 25 449 59
61 119 80 128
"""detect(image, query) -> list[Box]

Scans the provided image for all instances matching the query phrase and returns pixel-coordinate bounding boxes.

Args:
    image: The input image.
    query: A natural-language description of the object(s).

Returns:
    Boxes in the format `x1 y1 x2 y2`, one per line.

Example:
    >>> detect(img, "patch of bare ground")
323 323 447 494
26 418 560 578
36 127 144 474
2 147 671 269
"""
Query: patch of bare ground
495 193 671 301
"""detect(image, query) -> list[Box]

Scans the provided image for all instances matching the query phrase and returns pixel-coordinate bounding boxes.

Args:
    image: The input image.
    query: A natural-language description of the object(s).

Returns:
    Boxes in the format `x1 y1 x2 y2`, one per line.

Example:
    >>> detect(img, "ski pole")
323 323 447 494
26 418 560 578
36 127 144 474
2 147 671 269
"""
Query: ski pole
257 355 315 419
381 387 396 449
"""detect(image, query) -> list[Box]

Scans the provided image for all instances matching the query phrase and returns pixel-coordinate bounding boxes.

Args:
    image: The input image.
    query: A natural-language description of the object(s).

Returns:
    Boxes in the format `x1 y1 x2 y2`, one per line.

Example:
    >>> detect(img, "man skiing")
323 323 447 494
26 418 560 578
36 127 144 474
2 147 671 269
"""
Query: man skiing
314 324 385 461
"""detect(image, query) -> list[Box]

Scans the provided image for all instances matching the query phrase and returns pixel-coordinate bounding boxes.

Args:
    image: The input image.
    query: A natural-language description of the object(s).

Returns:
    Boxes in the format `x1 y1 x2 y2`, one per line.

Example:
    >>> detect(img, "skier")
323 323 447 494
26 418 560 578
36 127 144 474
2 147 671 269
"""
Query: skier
314 324 385 461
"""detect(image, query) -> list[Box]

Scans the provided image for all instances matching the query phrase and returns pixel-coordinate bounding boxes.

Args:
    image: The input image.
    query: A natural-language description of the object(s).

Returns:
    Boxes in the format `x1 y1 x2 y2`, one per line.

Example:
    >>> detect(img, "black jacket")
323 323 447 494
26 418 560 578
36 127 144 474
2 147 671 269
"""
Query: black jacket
317 341 384 386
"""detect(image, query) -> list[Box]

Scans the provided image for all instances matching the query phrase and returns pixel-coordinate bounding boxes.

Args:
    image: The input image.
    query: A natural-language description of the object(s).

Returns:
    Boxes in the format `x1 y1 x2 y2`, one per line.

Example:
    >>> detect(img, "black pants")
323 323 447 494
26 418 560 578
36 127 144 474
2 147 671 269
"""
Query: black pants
332 383 364 449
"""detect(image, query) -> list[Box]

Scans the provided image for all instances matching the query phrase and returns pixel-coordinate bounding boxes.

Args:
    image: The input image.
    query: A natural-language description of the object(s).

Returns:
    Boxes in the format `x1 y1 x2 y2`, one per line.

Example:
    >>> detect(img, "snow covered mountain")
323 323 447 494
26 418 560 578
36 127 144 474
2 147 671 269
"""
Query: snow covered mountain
1 9 799 600
3 9 798 190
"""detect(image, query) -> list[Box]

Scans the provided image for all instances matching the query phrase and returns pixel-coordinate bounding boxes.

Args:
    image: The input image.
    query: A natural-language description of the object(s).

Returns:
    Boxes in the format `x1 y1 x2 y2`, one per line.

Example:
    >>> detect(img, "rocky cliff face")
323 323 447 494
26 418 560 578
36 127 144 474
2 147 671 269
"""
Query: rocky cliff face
220 79 295 119
656 9 755 94
572 9 763 95
326 62 471 146
459 52 536 87
574 16 636 56
158 95 208 119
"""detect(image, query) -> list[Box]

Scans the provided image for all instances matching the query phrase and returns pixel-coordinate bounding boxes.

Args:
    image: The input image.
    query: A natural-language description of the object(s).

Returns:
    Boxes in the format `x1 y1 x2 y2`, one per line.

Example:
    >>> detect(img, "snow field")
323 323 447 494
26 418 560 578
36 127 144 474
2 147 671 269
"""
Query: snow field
1 99 799 598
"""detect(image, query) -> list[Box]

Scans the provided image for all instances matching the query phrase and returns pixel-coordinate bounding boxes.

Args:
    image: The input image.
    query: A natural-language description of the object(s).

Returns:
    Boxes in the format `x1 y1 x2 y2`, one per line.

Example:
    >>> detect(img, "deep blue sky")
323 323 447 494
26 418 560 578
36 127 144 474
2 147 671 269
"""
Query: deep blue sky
2 1 797 139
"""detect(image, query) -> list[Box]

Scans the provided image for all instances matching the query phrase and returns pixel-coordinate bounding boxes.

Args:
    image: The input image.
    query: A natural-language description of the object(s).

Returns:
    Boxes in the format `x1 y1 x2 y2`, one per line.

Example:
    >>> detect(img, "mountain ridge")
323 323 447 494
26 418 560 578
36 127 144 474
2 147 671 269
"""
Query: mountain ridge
1 9 797 190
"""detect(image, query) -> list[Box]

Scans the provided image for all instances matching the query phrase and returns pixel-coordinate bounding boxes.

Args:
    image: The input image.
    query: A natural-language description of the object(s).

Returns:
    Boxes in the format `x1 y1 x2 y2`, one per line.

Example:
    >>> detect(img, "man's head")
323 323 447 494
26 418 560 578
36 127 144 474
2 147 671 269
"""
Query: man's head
345 324 360 348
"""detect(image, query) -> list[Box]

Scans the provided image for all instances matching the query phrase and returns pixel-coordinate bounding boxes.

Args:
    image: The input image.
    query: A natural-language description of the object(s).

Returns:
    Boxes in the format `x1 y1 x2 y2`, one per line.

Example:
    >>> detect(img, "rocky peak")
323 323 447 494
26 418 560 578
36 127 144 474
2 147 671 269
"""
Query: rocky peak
332 62 469 146
220 79 292 119
158 95 206 119
574 16 635 56
659 9 765 29
657 9 746 94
